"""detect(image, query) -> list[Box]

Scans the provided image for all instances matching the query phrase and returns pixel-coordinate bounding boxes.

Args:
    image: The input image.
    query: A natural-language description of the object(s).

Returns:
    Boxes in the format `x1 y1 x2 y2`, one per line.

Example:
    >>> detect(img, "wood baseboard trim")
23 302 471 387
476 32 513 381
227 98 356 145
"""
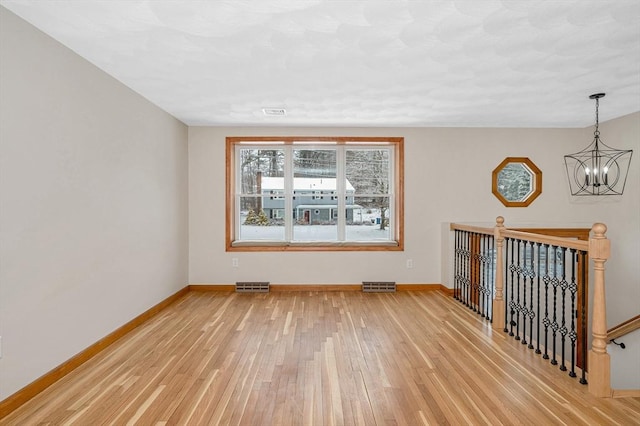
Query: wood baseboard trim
189 283 451 293
612 389 640 398
0 286 190 420
397 284 453 294
271 284 361 292
189 284 235 292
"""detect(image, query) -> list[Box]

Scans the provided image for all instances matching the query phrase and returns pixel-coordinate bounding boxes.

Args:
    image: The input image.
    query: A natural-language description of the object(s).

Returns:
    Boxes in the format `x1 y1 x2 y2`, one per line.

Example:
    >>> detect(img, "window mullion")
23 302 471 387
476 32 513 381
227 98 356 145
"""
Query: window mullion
284 145 293 242
336 146 346 241
388 147 395 236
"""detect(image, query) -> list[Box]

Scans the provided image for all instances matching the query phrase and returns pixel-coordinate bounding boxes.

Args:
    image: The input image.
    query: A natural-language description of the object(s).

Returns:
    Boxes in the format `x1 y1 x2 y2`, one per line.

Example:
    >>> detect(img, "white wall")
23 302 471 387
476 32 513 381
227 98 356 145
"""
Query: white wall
189 116 639 387
0 8 189 400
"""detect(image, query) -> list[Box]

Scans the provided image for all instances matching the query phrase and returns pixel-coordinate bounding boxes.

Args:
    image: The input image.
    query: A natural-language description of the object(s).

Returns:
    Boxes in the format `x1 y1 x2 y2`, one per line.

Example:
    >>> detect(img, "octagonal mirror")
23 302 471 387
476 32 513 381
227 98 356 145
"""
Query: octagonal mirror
492 157 542 207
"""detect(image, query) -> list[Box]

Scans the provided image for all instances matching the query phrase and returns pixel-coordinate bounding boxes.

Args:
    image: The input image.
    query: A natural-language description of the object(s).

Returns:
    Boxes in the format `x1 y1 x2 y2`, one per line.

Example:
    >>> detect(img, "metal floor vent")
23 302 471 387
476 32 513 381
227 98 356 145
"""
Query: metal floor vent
362 281 396 293
235 282 270 293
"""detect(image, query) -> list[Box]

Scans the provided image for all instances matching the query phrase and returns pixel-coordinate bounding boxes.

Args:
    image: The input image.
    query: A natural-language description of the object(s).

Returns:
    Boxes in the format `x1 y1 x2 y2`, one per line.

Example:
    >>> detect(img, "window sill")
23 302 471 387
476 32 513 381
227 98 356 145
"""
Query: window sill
228 240 402 252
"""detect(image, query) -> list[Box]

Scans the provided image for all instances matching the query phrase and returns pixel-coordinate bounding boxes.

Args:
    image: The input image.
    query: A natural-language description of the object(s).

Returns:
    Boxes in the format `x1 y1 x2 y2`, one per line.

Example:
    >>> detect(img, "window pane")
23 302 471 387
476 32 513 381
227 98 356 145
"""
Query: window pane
239 196 285 241
346 149 390 195
294 149 336 179
292 148 338 241
346 196 390 241
239 148 284 195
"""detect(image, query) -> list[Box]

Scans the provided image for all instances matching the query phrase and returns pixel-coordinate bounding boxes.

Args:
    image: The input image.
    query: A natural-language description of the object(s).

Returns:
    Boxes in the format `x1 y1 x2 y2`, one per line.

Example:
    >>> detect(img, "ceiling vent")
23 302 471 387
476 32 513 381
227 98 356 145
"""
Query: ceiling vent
262 108 287 116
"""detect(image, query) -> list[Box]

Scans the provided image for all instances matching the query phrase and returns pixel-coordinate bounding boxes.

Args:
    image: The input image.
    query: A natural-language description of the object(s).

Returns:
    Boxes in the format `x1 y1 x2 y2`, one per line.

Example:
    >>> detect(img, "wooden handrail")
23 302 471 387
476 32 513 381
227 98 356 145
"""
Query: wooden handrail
500 229 589 251
449 223 493 235
608 315 640 341
450 223 591 250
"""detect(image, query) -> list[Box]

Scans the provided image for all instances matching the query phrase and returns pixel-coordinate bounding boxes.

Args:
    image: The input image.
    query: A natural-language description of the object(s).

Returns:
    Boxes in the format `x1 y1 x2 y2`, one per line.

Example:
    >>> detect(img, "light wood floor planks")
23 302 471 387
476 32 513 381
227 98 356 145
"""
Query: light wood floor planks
2 290 639 425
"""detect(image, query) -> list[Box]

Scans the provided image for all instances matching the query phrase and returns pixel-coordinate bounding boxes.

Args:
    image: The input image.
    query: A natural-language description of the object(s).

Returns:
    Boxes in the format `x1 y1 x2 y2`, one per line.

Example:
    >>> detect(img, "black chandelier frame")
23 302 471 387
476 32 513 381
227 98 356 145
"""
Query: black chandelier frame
564 93 633 196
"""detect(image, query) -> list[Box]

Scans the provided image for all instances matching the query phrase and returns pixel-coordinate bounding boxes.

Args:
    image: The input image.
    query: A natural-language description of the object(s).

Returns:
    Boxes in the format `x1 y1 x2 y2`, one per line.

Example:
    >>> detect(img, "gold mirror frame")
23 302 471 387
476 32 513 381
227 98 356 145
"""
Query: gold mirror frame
492 157 542 207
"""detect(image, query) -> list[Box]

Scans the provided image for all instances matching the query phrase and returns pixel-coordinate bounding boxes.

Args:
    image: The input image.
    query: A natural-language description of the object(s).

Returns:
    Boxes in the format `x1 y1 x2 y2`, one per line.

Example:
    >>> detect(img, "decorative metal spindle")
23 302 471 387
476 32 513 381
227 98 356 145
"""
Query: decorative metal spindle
472 233 478 312
482 236 489 319
476 233 482 314
479 235 485 317
535 242 542 355
521 241 528 345
484 235 489 317
454 231 460 300
467 231 472 308
569 249 578 378
508 238 517 336
467 232 472 309
551 246 559 366
478 235 486 316
463 231 469 307
459 230 464 301
559 247 568 372
515 240 522 341
579 250 588 385
478 235 483 314
527 240 535 349
542 244 551 360
504 237 510 332
488 236 494 321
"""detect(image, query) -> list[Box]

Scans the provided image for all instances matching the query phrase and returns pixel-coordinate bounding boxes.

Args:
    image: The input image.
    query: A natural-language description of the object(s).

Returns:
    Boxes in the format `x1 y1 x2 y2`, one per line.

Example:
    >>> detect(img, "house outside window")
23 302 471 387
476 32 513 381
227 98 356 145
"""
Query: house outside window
226 137 404 251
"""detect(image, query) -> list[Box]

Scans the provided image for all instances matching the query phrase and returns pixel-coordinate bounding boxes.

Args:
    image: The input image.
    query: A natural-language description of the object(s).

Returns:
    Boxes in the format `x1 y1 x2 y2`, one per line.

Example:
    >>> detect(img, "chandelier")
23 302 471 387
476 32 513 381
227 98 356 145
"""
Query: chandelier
564 93 633 196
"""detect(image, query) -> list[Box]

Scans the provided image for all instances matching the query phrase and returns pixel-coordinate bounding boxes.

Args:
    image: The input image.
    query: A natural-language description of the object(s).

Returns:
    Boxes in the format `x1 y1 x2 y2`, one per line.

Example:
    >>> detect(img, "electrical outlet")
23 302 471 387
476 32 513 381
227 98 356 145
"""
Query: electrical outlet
232 258 239 268
406 259 413 269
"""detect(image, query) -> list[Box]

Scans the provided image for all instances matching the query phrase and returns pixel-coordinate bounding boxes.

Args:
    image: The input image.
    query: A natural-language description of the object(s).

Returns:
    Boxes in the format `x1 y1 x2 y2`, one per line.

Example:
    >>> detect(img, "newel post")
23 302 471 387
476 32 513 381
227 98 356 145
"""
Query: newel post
588 223 612 397
492 216 506 331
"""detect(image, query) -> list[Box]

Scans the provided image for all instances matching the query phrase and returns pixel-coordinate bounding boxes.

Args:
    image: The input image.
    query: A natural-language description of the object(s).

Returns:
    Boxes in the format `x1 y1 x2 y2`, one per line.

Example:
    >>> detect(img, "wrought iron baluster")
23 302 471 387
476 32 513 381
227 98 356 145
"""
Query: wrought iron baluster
478 233 484 313
488 235 494 322
482 235 489 319
465 232 473 308
569 248 578 378
550 246 559 366
521 240 528 345
515 239 522 341
535 242 542 355
527 240 535 349
454 230 460 300
542 244 551 360
463 231 469 307
559 247 568 372
504 237 510 332
472 233 478 312
508 238 517 336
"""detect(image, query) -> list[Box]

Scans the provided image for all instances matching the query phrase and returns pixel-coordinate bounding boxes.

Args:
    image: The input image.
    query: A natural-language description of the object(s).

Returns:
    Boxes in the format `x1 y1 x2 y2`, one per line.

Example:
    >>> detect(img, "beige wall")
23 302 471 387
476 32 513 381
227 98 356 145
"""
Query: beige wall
189 121 639 306
189 117 639 387
0 8 189 399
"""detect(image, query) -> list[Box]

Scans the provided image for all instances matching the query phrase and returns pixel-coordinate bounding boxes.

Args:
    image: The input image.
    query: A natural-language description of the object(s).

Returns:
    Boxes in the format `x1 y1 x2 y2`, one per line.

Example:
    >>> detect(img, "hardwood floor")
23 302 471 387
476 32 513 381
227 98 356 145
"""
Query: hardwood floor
2 290 639 425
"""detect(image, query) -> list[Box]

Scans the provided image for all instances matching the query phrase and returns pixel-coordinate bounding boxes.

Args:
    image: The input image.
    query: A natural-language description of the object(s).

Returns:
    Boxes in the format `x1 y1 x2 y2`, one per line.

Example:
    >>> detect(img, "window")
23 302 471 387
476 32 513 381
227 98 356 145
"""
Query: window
226 137 404 251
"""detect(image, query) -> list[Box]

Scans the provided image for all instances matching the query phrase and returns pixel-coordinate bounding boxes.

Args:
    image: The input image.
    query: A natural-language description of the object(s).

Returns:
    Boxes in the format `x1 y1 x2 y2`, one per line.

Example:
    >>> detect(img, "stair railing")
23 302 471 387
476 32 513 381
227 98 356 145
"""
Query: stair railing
450 216 612 397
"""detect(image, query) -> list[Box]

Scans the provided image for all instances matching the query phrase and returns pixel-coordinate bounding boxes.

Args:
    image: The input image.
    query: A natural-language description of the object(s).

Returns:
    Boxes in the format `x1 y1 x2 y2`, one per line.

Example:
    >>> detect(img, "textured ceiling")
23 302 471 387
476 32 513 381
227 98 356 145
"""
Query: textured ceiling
2 0 639 127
